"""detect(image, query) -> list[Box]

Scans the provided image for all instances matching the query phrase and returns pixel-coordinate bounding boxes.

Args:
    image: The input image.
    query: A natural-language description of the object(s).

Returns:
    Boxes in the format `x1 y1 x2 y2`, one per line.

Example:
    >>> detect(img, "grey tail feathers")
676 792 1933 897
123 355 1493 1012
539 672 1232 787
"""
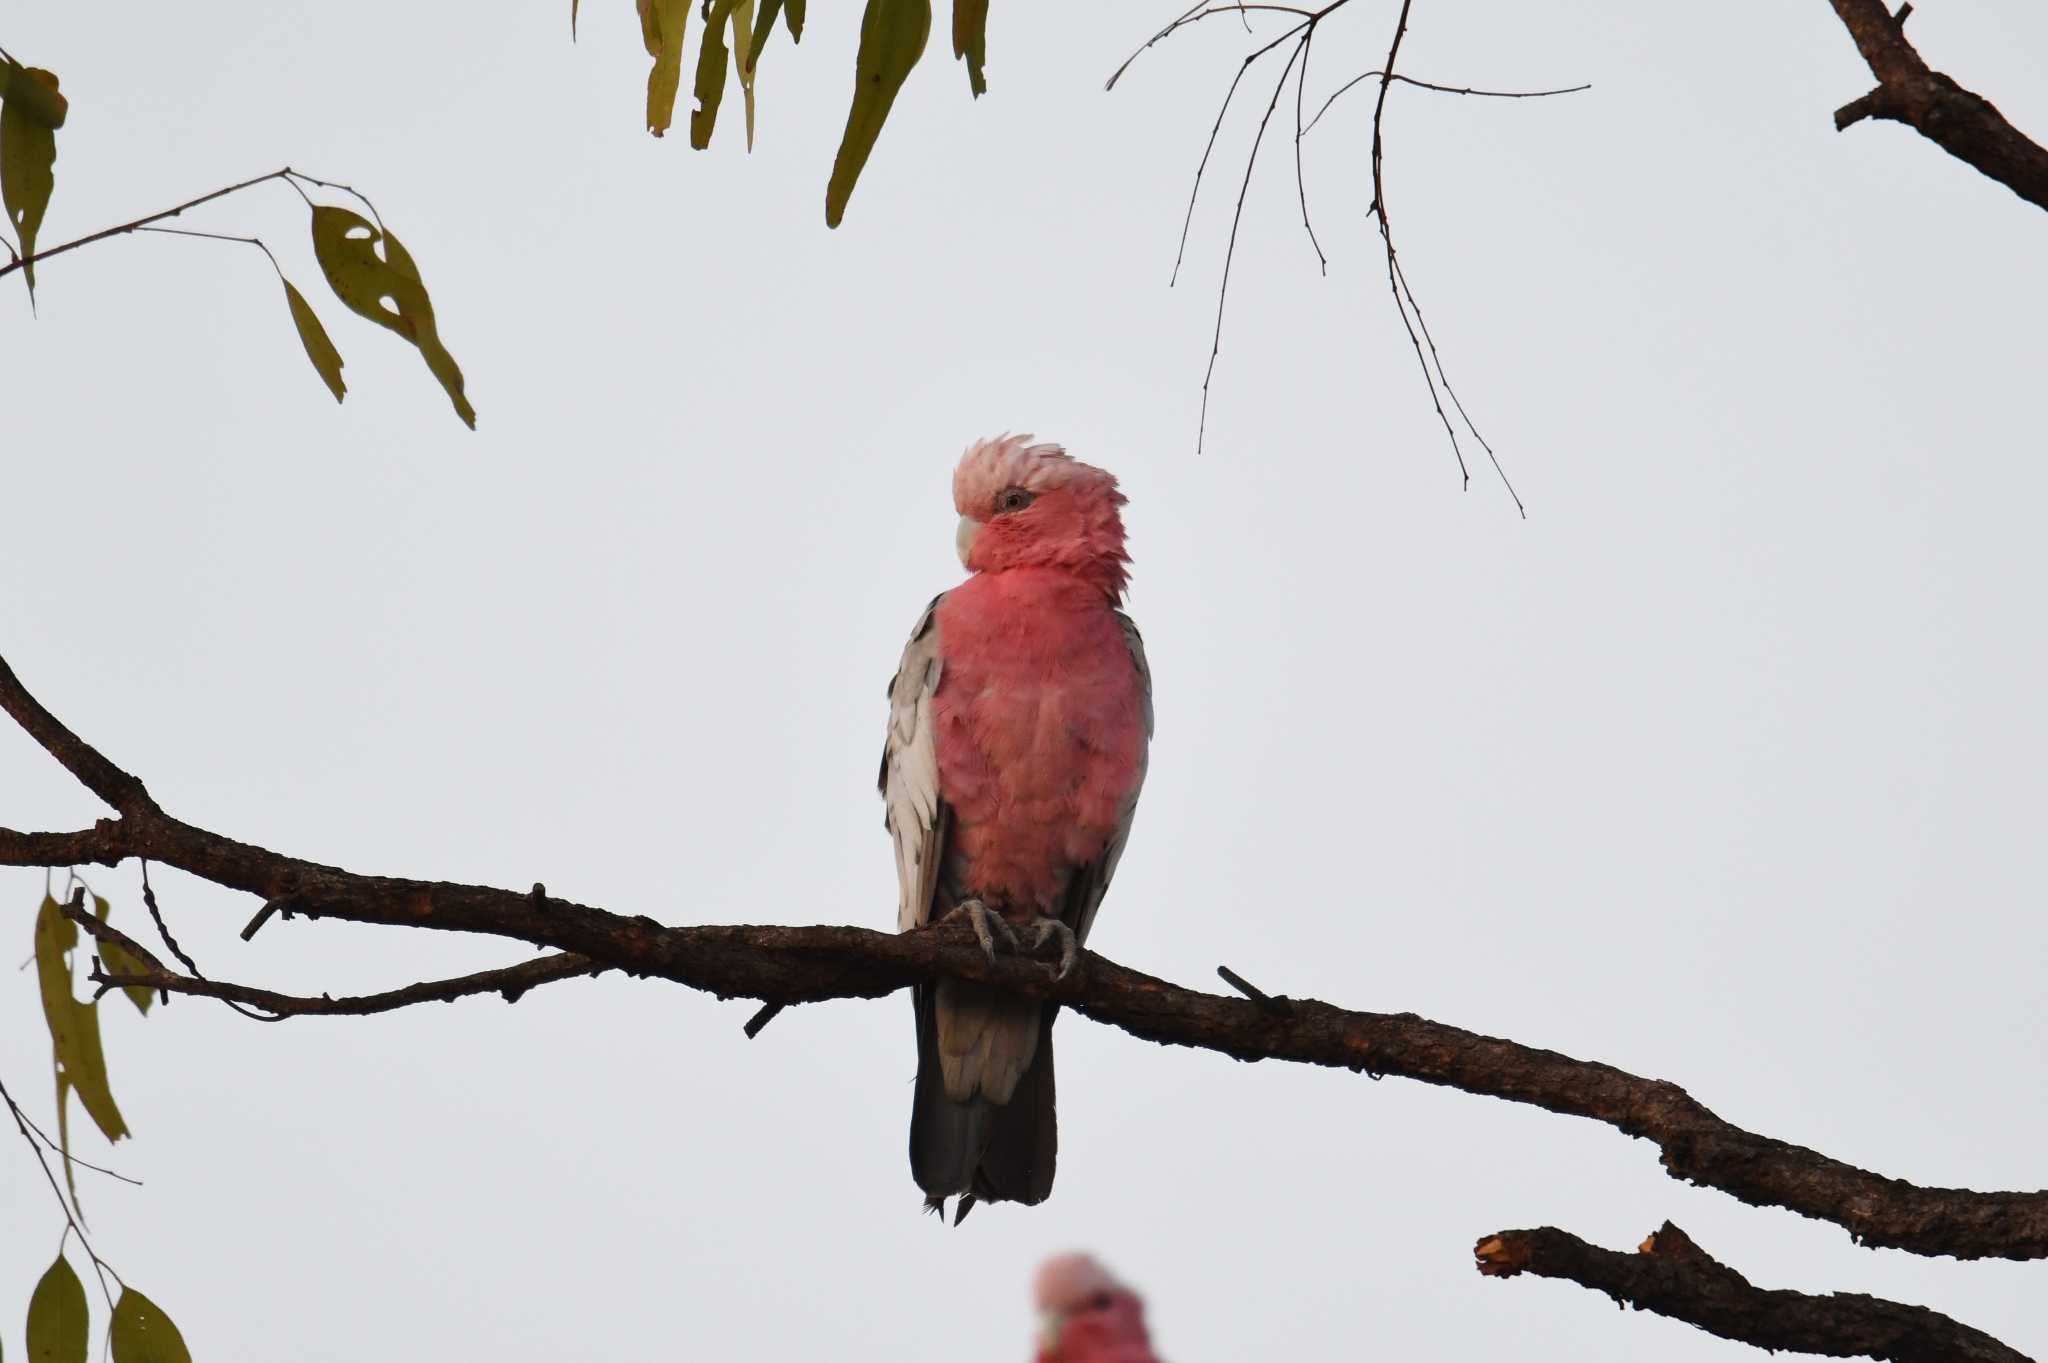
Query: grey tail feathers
908 984 1058 1219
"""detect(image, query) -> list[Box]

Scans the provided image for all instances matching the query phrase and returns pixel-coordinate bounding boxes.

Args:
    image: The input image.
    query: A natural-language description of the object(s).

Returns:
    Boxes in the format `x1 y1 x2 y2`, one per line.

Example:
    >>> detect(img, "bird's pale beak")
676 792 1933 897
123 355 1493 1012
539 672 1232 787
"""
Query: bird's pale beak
956 515 982 570
1036 1310 1066 1354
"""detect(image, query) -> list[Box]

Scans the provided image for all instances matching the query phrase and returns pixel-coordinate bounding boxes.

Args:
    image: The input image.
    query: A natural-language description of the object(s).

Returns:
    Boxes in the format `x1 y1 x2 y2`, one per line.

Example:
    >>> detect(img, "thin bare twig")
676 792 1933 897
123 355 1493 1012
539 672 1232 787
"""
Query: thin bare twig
0 168 293 285
1106 1 1324 91
1304 71 1589 135
0 1075 120 1309
1195 32 1309 453
1291 27 1328 275
60 901 600 1019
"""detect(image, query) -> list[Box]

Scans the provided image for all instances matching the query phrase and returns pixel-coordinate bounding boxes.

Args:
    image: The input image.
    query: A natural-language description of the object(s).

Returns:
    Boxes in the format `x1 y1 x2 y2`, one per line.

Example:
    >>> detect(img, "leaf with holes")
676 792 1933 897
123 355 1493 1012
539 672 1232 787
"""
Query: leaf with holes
644 0 688 135
93 895 157 1015
281 279 347 404
0 66 61 297
308 206 474 428
26 1254 88 1363
953 0 988 97
826 0 930 228
109 1290 190 1363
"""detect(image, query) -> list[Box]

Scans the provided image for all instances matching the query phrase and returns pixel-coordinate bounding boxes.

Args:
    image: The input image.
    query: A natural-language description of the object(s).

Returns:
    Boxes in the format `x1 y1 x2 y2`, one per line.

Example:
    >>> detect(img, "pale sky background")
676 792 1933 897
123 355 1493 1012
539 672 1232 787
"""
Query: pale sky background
4 1 2047 1359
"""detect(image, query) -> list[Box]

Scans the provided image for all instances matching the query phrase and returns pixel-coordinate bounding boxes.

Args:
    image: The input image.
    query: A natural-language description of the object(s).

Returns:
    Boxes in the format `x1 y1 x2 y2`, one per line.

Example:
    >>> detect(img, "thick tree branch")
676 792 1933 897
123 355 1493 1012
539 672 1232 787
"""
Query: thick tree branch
1825 0 2048 213
5 650 2048 1259
1475 1221 2032 1363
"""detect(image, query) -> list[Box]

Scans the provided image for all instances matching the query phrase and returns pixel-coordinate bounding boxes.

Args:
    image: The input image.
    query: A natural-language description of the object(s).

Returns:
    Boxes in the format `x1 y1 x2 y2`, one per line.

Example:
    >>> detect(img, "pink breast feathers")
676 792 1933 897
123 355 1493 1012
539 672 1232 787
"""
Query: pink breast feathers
931 569 1147 921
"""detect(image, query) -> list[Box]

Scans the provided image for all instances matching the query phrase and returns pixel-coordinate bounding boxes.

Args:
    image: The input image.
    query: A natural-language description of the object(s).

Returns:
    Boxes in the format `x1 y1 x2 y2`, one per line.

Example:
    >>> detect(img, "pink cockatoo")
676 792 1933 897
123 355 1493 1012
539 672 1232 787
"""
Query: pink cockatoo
1034 1254 1164 1363
880 435 1152 1221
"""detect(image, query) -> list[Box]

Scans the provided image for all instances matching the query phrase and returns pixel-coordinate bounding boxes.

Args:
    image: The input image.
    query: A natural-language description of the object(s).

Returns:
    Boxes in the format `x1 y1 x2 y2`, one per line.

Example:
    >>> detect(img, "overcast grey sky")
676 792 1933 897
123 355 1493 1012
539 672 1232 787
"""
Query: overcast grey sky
5 1 2046 1358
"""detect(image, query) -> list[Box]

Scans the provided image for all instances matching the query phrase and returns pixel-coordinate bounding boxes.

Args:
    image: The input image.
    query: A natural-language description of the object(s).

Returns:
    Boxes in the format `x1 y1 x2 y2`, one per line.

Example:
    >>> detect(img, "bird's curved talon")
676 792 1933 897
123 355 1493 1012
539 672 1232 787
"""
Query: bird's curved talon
1026 915 1079 980
945 897 1016 964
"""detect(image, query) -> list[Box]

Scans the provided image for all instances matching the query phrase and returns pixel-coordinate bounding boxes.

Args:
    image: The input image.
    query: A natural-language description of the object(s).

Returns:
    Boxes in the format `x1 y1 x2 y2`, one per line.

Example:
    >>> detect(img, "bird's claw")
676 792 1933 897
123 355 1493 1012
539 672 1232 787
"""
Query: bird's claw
1025 915 1080 981
948 898 1016 965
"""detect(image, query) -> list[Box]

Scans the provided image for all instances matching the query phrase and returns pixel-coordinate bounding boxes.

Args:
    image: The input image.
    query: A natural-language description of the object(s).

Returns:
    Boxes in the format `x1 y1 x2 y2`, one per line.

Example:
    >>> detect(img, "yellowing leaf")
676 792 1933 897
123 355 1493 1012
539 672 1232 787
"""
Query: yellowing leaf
3 62 69 129
33 894 127 1220
732 0 758 149
308 206 474 428
26 1254 88 1363
826 0 930 228
644 0 688 136
571 0 582 40
953 0 988 97
93 895 157 1015
109 1290 191 1363
690 0 738 150
1 68 61 298
281 279 346 404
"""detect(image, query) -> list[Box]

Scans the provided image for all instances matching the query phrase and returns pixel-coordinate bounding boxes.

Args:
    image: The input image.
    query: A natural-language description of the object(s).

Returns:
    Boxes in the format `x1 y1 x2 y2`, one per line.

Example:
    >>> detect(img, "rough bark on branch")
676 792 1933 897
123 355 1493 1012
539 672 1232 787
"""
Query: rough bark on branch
1475 1221 2032 1363
4 651 2047 1260
1826 0 2048 212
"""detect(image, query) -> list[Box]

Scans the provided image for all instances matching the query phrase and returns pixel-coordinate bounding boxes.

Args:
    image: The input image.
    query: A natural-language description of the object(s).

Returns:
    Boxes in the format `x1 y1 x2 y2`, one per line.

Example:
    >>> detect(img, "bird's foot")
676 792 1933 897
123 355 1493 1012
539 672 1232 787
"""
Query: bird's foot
943 897 1017 965
1023 915 1080 981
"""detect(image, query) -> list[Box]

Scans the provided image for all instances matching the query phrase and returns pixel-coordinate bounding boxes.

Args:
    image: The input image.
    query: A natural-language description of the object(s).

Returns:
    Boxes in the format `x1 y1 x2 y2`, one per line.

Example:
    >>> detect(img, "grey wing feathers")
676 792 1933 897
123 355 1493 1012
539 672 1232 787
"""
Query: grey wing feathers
882 594 949 934
1065 611 1152 946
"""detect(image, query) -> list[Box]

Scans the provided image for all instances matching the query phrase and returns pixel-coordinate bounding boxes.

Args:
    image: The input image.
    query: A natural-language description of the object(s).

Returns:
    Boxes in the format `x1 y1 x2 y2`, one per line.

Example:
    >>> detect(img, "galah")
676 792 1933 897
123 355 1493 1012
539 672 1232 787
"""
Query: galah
1034 1253 1163 1363
880 435 1152 1222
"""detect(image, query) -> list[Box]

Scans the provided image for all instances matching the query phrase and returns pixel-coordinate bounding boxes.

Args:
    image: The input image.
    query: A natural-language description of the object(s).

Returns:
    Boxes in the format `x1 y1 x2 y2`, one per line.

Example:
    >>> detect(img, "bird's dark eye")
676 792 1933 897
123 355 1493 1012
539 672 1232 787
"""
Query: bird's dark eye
1086 1292 1114 1312
993 487 1035 515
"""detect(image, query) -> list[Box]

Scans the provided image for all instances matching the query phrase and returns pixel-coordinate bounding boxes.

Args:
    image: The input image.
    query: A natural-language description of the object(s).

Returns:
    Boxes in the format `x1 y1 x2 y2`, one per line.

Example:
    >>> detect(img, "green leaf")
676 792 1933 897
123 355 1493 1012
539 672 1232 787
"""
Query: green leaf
93 895 157 1015
785 0 805 41
826 0 930 228
690 0 737 150
25 1254 87 1363
0 67 61 298
108 1291 190 1363
281 279 347 404
308 205 475 428
643 0 688 136
2 62 69 129
952 0 988 97
746 0 783 72
35 895 129 1152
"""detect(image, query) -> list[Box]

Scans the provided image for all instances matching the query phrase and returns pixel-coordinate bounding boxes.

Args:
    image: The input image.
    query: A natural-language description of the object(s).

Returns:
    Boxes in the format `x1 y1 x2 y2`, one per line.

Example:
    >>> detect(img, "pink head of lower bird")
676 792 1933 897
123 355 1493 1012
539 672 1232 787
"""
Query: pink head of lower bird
952 435 1131 601
1034 1253 1160 1363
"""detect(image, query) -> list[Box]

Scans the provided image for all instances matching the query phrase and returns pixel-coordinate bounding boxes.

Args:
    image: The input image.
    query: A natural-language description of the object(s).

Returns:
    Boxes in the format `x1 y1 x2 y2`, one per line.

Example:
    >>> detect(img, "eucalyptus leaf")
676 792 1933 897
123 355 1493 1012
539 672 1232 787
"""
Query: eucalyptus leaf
308 206 473 428
953 0 988 97
281 279 347 404
0 68 60 298
25 1254 87 1363
826 0 930 228
109 1291 190 1363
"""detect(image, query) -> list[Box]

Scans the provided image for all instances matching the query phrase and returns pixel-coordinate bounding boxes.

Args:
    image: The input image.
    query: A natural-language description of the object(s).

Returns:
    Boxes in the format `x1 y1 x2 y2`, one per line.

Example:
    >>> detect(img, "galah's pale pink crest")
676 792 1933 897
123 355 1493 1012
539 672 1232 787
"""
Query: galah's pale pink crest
1034 1253 1164 1363
880 435 1151 1221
